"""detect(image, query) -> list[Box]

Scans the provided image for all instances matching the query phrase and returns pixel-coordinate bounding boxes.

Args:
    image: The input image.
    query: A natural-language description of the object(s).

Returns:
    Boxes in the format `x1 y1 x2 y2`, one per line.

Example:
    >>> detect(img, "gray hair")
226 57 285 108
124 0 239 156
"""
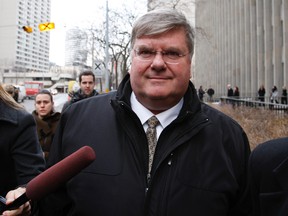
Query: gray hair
131 8 195 57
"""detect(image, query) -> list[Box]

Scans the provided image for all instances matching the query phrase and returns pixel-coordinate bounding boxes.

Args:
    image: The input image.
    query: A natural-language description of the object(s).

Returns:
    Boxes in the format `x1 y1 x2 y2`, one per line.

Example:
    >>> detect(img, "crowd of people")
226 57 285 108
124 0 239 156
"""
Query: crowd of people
0 8 288 216
196 83 288 106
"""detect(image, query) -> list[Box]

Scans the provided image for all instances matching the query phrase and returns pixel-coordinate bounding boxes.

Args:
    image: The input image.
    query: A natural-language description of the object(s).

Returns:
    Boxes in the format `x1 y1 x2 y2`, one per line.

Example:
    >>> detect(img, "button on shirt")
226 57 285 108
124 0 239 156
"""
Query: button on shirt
130 92 183 139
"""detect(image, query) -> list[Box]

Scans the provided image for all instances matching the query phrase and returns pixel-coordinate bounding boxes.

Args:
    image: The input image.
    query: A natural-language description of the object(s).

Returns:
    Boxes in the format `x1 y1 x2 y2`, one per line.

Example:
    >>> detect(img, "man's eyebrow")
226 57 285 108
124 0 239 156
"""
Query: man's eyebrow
136 45 152 49
136 45 183 52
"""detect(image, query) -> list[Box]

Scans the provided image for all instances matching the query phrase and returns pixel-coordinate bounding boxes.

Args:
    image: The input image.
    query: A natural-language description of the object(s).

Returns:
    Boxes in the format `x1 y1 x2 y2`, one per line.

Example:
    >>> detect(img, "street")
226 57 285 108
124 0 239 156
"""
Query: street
22 93 68 113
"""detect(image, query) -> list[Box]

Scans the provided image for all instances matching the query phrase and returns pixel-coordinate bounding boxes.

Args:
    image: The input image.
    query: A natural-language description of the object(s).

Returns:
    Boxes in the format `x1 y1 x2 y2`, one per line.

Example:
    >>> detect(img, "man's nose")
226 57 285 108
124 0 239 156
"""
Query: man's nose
150 53 166 70
151 52 166 66
153 52 166 63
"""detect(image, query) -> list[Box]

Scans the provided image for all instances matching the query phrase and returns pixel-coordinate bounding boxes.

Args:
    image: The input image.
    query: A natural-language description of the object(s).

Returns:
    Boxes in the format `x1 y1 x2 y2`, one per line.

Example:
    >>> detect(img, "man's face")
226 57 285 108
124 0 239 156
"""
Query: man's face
80 75 95 96
35 94 53 119
130 28 192 113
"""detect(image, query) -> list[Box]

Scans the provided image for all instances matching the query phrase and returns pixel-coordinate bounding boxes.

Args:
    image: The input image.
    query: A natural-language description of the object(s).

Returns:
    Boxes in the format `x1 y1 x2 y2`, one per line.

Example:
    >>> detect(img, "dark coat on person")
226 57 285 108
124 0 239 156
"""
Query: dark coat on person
258 87 266 102
32 110 61 161
228 88 234 97
40 74 251 216
249 137 288 216
198 87 205 101
0 101 45 196
207 88 215 97
61 89 99 112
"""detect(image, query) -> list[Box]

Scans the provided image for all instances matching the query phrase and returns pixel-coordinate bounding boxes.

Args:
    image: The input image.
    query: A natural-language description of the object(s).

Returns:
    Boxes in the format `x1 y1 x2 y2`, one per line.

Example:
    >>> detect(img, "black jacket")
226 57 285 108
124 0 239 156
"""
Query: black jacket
0 101 45 196
249 137 288 216
41 74 251 215
61 89 99 112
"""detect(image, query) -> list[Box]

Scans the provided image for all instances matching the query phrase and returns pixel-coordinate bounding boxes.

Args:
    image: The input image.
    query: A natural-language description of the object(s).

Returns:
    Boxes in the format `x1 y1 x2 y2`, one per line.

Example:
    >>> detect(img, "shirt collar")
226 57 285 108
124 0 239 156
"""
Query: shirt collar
130 92 183 128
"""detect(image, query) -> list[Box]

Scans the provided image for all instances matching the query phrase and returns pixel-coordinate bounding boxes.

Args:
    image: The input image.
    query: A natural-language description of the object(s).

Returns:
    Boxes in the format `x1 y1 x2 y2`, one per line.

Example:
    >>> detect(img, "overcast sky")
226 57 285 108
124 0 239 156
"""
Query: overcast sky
49 0 147 66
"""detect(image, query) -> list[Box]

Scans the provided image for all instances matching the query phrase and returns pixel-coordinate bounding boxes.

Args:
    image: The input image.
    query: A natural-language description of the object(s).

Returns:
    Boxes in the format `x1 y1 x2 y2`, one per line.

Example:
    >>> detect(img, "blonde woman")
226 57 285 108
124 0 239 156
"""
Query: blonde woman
0 84 45 215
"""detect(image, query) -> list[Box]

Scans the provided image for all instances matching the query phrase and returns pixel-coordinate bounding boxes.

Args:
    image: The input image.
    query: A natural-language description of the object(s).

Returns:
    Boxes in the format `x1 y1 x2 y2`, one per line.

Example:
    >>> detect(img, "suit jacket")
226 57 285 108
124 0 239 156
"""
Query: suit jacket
249 137 288 216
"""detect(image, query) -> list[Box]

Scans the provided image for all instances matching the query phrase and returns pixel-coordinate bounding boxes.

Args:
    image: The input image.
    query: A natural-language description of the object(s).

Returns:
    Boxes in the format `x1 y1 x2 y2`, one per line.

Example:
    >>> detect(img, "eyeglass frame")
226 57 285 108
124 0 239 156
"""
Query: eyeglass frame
133 48 189 65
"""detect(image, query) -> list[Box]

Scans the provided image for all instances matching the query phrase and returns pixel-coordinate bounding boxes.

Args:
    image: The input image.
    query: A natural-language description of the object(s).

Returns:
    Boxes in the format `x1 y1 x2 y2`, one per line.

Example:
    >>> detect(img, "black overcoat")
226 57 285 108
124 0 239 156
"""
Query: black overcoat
249 137 288 216
0 101 45 196
41 75 251 216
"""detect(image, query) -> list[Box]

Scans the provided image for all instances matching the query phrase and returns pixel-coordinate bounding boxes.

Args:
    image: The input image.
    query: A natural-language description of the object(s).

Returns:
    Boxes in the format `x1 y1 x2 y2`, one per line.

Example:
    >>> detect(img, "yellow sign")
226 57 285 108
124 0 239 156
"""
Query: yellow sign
38 22 55 32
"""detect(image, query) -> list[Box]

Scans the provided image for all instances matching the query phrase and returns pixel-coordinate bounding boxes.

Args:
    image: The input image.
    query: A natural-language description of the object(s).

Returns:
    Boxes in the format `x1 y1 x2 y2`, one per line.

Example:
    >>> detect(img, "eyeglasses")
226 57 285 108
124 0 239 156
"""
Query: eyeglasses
134 49 188 65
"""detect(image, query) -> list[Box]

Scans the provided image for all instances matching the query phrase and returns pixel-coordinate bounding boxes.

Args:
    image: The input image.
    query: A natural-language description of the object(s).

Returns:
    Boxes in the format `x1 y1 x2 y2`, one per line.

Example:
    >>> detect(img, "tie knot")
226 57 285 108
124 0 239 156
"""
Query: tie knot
147 116 159 128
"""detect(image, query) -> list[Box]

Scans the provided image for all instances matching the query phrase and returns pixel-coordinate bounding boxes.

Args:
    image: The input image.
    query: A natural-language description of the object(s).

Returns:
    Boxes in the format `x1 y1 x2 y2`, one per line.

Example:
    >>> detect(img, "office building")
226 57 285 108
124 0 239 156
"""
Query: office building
194 0 288 98
65 28 88 67
0 0 51 82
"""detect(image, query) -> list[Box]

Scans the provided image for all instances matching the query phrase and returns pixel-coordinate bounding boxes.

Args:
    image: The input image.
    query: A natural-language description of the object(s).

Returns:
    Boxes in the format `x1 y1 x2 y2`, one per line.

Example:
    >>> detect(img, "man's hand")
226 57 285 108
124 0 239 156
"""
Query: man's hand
2 187 31 216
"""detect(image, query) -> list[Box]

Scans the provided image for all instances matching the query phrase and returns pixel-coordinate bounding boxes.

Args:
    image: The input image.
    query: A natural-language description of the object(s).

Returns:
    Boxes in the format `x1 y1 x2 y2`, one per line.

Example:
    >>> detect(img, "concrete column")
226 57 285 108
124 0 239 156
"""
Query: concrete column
215 0 220 95
239 0 246 96
284 0 288 87
235 0 241 92
212 0 219 94
245 0 251 97
264 0 273 94
256 0 265 88
272 0 283 88
223 0 229 90
231 0 236 87
250 0 257 97
227 0 233 86
220 0 225 95
210 0 216 90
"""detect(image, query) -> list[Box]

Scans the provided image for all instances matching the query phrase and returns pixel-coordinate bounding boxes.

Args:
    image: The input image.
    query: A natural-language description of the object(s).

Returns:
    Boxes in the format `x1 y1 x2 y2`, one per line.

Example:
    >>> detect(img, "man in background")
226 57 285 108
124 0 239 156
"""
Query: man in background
62 71 99 111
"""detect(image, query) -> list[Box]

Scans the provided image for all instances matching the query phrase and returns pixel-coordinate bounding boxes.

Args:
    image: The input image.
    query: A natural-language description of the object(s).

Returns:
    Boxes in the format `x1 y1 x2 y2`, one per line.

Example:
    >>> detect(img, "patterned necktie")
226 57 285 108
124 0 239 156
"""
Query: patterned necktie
146 116 159 181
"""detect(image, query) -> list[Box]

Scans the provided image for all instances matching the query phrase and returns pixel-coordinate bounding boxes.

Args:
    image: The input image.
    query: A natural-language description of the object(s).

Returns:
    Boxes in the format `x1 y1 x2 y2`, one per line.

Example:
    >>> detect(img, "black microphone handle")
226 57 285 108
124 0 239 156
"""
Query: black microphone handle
0 193 29 213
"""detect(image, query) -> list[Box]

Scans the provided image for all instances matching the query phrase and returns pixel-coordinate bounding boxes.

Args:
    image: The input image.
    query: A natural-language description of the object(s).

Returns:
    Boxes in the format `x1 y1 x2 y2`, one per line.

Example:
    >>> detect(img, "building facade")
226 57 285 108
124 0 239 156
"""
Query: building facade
65 28 88 67
0 0 51 81
194 0 288 99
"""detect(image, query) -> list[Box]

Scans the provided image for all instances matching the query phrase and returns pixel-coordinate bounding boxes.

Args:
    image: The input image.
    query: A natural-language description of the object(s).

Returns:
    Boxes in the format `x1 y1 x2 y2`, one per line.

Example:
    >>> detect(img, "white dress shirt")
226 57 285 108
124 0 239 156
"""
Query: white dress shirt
130 92 183 140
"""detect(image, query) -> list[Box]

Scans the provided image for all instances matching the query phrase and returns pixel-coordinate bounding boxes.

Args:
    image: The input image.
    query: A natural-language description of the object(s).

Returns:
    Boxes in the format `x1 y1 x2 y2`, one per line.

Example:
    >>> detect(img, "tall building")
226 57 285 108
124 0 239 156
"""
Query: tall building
65 28 88 67
194 0 288 98
0 0 51 77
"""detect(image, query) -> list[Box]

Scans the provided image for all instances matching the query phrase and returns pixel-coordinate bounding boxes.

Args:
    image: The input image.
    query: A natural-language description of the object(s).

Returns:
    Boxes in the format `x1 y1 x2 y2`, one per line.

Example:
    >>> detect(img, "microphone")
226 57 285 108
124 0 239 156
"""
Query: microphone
0 146 96 213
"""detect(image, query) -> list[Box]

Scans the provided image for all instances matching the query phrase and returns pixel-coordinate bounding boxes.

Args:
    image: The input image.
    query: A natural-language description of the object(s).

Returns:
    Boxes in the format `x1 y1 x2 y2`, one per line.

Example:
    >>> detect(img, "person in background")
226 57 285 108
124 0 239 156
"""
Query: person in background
13 86 19 103
227 84 234 97
281 86 287 105
270 85 279 104
3 84 15 99
40 9 251 215
258 85 266 106
233 86 240 98
207 87 215 102
61 71 99 111
198 85 205 101
0 84 45 215
249 137 288 215
32 89 61 161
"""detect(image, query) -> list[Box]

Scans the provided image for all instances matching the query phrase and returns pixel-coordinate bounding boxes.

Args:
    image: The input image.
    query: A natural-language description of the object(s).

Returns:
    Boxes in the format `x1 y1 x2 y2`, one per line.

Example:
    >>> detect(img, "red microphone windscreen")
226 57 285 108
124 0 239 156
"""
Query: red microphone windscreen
26 146 96 200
